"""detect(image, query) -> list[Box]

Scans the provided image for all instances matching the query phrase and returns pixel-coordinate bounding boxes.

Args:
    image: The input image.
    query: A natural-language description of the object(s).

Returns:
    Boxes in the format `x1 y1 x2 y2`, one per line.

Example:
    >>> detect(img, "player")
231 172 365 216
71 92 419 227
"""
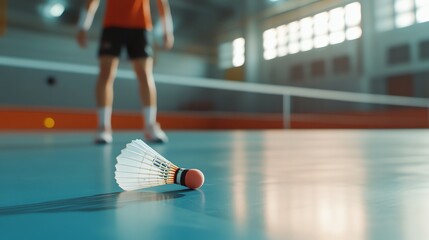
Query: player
76 0 174 144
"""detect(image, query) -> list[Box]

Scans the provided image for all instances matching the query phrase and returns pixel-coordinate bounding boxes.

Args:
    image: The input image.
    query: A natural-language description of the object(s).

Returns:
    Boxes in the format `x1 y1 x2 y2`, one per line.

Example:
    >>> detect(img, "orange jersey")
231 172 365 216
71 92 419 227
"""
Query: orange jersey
103 0 153 29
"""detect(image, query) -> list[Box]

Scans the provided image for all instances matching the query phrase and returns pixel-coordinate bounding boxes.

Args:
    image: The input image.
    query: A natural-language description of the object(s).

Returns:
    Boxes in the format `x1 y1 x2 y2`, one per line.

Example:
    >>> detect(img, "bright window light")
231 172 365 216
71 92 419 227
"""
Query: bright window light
263 28 277 40
314 35 329 48
278 36 288 47
416 6 429 23
416 0 429 7
233 49 244 57
330 31 346 45
288 31 299 42
263 29 277 50
345 2 361 26
396 12 415 28
300 39 313 52
232 38 245 67
264 49 277 60
233 40 245 56
288 21 300 34
375 0 428 31
314 12 329 35
287 22 300 45
395 0 414 13
277 25 288 56
288 42 300 54
276 25 288 38
346 27 362 40
233 56 245 67
233 47 244 56
233 38 245 49
300 17 313 39
262 2 362 59
278 46 288 57
329 7 345 32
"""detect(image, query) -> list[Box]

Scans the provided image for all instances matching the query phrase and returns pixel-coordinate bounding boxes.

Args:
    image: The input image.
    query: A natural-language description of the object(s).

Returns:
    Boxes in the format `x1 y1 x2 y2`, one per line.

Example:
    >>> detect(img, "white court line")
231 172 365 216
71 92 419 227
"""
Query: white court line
1 55 429 108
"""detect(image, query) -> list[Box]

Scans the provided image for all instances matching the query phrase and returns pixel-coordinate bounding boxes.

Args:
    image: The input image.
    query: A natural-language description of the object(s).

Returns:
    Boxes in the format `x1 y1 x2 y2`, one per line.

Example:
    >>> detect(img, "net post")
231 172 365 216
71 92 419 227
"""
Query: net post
283 94 291 129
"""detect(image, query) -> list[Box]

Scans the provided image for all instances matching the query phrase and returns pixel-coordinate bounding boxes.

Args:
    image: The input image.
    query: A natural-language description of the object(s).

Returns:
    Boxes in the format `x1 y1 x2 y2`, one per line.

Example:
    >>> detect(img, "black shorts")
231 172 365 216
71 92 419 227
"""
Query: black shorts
98 27 153 59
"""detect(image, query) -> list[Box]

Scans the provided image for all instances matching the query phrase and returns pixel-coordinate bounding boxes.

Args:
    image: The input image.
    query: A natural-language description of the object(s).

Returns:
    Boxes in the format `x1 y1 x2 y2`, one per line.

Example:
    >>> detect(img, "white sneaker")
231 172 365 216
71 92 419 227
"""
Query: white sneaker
144 123 168 143
95 129 112 144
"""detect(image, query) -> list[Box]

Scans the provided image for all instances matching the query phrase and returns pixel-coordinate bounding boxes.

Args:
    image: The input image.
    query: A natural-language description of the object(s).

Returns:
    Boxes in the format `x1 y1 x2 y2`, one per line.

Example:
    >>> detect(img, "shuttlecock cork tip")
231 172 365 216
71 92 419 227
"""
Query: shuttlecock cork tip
184 169 205 189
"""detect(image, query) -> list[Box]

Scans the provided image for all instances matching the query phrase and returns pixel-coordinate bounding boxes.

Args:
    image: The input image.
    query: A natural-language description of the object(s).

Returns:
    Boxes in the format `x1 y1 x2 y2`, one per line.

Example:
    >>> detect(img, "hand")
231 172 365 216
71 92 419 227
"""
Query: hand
163 32 174 50
76 29 88 48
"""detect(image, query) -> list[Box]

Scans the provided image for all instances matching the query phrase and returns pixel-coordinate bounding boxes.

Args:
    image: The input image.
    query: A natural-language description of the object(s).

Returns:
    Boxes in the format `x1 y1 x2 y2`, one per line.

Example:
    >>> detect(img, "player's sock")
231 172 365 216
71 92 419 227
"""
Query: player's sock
98 106 112 131
143 106 156 128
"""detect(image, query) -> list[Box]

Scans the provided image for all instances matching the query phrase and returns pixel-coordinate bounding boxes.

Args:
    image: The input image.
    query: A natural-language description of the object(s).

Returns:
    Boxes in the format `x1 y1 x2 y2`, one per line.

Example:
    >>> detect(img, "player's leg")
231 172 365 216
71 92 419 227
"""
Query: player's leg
95 27 122 144
94 56 119 144
131 57 168 143
126 29 167 143
132 57 156 107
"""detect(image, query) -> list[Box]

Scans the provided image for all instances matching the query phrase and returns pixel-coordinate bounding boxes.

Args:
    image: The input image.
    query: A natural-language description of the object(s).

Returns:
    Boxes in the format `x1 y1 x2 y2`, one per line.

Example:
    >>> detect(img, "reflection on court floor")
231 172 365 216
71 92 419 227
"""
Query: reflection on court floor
1 130 429 240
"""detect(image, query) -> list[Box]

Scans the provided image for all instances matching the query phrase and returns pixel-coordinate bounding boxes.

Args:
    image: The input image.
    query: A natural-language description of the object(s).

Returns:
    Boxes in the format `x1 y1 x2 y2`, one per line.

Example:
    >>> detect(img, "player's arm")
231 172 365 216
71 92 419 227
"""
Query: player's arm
76 0 100 48
157 0 174 50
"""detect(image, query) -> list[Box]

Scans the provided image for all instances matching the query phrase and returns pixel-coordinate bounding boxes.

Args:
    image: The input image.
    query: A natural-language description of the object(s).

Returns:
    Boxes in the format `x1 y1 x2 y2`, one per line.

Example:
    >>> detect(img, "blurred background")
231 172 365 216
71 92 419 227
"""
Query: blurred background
1 0 429 130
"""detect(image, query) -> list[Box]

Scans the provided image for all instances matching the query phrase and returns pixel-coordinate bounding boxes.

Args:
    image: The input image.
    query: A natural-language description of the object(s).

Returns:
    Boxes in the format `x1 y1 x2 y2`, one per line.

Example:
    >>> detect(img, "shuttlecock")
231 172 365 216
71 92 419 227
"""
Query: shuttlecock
115 139 205 191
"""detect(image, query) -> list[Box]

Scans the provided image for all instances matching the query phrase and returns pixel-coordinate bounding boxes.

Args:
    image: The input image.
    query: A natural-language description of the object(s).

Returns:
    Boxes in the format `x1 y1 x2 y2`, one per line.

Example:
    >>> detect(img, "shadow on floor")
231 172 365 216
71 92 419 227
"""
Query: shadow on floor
0 140 134 151
0 190 194 216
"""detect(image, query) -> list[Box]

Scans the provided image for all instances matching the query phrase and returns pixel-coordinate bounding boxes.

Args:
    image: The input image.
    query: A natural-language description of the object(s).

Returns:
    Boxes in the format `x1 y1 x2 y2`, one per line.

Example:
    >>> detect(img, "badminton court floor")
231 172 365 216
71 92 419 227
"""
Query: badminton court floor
1 130 429 240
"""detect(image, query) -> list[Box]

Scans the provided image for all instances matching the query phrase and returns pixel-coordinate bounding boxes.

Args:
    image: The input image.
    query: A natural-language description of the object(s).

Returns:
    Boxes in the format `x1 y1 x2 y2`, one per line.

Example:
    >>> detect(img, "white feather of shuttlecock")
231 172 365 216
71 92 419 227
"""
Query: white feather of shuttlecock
115 139 179 191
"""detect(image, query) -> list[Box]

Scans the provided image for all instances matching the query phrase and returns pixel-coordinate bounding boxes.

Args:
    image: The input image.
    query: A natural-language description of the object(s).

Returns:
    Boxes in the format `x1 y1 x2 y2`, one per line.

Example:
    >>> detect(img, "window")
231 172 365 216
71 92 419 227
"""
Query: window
376 0 429 32
345 2 362 40
263 2 362 60
395 0 415 28
300 17 314 51
233 38 245 67
277 25 288 57
376 0 395 31
416 0 429 23
263 28 278 60
314 12 329 48
218 42 232 69
219 38 245 69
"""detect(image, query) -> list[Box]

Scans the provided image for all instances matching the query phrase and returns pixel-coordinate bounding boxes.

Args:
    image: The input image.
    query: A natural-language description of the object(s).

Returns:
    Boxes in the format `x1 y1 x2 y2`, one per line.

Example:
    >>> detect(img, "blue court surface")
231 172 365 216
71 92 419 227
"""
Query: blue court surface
1 130 429 240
